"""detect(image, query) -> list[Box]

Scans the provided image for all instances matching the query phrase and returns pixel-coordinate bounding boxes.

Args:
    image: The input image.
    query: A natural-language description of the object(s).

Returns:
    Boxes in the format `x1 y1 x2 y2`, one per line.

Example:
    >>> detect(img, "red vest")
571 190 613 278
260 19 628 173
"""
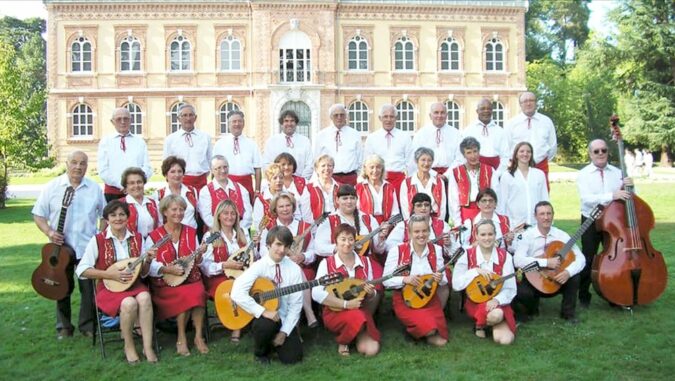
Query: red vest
120 197 159 234
466 247 507 275
356 182 396 220
452 164 493 207
402 217 445 243
255 194 277 230
396 242 438 273
212 234 247 263
158 186 198 210
328 213 373 244
406 175 444 216
326 254 370 281
268 220 313 252
308 183 338 219
292 176 306 195
469 214 510 246
149 225 201 286
94 230 143 269
207 181 245 216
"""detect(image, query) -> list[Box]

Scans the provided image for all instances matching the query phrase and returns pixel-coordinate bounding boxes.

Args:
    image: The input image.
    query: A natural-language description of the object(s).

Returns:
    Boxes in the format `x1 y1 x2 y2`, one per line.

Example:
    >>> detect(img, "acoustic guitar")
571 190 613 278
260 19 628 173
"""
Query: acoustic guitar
102 235 172 292
466 262 539 303
526 205 604 294
326 263 410 311
355 214 403 257
215 272 343 330
402 247 465 309
223 216 269 279
31 186 75 301
162 231 221 287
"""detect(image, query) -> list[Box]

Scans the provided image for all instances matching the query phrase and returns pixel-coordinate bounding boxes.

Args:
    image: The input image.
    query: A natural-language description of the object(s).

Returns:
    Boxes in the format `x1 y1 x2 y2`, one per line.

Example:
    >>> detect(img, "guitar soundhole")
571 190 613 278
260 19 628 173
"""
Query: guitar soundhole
49 256 59 267
252 292 261 304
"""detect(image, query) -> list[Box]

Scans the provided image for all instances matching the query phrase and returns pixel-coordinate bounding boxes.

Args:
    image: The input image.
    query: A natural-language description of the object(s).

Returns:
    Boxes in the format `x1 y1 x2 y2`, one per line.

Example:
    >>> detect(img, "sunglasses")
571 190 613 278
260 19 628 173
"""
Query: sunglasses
593 148 608 155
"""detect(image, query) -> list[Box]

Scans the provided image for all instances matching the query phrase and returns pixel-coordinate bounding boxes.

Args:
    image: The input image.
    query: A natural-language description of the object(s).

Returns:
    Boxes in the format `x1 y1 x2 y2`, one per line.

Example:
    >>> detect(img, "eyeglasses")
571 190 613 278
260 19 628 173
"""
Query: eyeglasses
593 148 608 155
413 202 431 208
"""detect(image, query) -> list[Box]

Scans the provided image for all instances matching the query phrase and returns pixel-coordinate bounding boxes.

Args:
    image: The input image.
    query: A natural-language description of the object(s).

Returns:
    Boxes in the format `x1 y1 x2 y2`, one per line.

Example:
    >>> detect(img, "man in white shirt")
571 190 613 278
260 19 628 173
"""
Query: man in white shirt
410 102 461 176
364 104 413 195
314 104 363 186
231 226 304 364
98 107 152 202
32 151 106 339
262 110 313 179
505 92 557 191
163 104 212 191
213 110 262 201
513 201 585 324
576 139 632 307
461 99 510 175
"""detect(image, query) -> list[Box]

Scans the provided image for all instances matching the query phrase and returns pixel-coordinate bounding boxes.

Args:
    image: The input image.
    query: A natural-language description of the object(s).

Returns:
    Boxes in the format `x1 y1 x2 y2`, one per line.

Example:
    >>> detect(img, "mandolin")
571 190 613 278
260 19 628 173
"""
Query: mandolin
289 212 329 257
32 187 75 301
215 272 343 330
402 247 465 309
466 262 539 304
103 235 172 292
492 223 531 248
162 231 221 287
326 263 410 311
355 214 403 257
223 216 269 279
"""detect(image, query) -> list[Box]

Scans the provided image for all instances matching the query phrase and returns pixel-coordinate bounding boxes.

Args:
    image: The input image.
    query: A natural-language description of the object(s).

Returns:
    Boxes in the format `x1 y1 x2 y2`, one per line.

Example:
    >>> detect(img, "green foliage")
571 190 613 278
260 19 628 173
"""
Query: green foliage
525 0 591 62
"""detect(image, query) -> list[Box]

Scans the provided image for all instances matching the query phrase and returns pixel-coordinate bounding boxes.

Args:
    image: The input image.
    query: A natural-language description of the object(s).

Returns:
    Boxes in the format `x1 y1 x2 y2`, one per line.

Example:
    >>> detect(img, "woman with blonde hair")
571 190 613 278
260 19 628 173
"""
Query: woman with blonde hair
356 154 400 225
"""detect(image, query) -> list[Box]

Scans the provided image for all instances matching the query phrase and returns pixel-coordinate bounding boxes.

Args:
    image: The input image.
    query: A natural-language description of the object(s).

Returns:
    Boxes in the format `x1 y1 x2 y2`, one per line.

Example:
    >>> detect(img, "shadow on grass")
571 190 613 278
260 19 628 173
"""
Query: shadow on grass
0 200 35 224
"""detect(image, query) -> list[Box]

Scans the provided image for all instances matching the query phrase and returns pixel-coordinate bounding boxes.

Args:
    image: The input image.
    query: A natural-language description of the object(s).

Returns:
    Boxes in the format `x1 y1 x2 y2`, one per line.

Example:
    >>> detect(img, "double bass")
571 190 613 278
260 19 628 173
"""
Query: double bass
591 115 667 307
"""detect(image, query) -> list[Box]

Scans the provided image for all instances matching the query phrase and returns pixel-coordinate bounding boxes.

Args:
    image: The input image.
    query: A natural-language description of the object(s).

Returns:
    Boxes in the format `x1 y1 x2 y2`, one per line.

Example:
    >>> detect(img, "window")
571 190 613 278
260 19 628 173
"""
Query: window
396 101 415 132
72 104 93 137
169 102 185 133
219 102 240 134
492 101 504 127
71 36 92 72
120 36 141 72
348 101 369 133
279 30 312 83
220 35 241 71
125 102 143 135
347 35 368 70
485 38 504 71
445 101 460 129
170 35 191 71
394 36 414 71
440 37 460 71
280 101 311 139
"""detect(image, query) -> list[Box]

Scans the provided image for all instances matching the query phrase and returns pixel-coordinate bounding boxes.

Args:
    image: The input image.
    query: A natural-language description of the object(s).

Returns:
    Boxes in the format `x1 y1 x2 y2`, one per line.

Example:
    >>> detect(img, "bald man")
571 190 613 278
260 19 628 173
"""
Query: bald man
314 104 363 186
460 99 510 175
410 102 461 176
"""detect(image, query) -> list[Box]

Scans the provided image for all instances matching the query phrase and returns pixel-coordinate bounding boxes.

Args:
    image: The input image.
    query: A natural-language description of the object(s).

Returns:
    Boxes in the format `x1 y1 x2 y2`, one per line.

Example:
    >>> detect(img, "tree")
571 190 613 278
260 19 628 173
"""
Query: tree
526 0 592 63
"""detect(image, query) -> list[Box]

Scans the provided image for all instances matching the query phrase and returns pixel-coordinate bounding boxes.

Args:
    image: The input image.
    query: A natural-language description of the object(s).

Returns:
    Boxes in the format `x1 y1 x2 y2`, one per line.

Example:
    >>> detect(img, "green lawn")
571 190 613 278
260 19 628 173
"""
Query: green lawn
1 182 674 380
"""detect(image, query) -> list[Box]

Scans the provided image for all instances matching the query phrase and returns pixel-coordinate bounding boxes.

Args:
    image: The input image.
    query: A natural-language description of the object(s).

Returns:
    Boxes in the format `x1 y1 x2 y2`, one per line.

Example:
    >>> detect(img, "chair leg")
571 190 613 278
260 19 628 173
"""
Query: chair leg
203 302 211 344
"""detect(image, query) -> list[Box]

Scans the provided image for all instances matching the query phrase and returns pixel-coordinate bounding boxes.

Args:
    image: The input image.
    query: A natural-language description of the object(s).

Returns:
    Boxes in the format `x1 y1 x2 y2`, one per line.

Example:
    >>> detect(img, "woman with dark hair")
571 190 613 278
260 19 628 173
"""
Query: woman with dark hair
154 156 199 229
253 163 302 230
271 152 312 222
459 188 513 251
120 167 160 238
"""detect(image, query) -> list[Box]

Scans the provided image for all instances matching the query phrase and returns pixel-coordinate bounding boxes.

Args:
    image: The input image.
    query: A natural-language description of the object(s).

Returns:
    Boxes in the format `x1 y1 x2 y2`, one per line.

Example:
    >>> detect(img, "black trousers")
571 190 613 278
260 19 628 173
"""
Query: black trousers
56 256 95 333
252 317 302 364
579 215 603 304
513 274 580 320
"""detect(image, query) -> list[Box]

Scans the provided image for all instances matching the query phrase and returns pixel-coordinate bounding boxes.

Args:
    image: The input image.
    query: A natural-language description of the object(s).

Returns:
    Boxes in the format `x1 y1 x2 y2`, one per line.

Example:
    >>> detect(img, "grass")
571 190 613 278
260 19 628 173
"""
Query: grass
1 182 674 380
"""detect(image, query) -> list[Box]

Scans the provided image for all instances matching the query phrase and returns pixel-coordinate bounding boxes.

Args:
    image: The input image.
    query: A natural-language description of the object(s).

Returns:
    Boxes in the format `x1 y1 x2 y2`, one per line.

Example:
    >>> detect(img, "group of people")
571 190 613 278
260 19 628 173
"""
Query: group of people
624 148 654 178
32 91 632 364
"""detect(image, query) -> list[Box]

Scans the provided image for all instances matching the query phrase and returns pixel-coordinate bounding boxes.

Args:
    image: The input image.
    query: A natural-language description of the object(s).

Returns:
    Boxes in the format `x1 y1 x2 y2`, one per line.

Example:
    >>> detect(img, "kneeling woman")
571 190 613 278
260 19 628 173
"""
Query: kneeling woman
76 200 158 363
312 224 380 357
147 194 209 356
452 219 516 345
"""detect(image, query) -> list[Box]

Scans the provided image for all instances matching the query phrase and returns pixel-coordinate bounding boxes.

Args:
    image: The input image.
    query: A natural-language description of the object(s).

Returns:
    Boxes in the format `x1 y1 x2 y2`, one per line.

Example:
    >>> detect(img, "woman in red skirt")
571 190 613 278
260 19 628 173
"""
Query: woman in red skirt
452 219 516 344
147 194 208 356
76 200 158 363
312 224 380 356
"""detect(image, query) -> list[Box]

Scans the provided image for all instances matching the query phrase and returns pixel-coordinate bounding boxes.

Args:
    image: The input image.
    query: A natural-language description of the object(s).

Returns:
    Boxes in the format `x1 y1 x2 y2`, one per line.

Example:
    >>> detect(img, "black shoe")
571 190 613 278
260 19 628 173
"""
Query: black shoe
579 300 590 309
255 356 271 365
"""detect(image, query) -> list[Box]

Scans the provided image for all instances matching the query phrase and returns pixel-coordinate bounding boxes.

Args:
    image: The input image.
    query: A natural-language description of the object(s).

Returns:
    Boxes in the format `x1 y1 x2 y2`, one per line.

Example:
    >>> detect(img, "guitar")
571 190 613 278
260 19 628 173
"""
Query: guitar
402 247 465 309
526 205 604 294
223 216 269 279
289 212 329 257
466 262 539 303
326 263 411 311
214 272 343 330
102 235 172 292
355 214 403 257
32 187 75 301
162 231 221 287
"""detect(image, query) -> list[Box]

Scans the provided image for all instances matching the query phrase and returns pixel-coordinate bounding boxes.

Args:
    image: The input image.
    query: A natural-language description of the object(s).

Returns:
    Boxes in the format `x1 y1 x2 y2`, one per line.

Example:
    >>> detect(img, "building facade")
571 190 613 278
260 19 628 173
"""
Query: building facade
45 0 528 169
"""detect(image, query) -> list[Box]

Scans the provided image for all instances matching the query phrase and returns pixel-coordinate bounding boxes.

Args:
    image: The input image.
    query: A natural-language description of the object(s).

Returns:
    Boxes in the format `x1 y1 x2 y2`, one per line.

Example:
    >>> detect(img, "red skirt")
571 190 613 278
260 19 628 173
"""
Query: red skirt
103 184 124 196
301 265 316 282
229 174 255 203
322 306 380 345
535 158 550 192
332 172 358 187
385 171 406 200
183 173 208 191
464 299 517 334
479 156 500 170
460 202 480 223
432 167 449 176
392 291 448 339
95 281 149 317
203 274 229 300
151 280 206 320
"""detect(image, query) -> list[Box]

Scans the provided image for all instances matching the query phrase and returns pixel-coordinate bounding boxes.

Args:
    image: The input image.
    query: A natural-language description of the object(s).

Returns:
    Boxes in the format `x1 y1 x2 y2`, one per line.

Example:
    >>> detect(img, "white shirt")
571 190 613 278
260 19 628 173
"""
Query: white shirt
198 180 252 229
359 179 401 217
383 243 447 289
505 112 557 164
460 213 508 250
576 163 624 218
262 132 314 179
213 133 262 176
252 188 302 229
513 225 586 277
231 255 304 335
154 184 198 229
123 194 160 238
299 178 339 224
384 218 454 252
76 227 141 278
314 125 363 174
364 127 413 173
200 229 250 277
452 247 516 306
410 124 461 173
311 253 374 303
259 219 316 265
446 165 500 227
314 211 385 257
98 132 152 189
498 167 548 226
32 175 105 259
163 128 213 176
460 120 511 175
399 173 447 221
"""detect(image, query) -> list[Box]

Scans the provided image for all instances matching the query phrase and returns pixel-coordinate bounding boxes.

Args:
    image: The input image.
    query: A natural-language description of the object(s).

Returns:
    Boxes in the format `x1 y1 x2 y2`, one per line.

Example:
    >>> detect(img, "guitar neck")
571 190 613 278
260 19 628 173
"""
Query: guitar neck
558 216 596 260
438 248 464 274
259 278 322 302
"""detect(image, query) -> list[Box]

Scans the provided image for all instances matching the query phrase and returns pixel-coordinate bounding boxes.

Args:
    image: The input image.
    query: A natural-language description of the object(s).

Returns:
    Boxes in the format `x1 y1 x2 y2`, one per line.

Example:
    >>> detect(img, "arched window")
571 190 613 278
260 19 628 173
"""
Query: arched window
280 101 311 138
219 102 240 134
394 36 414 71
348 101 369 133
170 35 191 71
396 101 415 132
348 35 368 70
440 37 460 71
279 30 311 83
445 101 460 129
492 101 505 127
72 103 93 137
120 36 141 72
71 36 92 72
220 35 241 71
124 102 143 135
169 102 185 133
485 38 504 71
